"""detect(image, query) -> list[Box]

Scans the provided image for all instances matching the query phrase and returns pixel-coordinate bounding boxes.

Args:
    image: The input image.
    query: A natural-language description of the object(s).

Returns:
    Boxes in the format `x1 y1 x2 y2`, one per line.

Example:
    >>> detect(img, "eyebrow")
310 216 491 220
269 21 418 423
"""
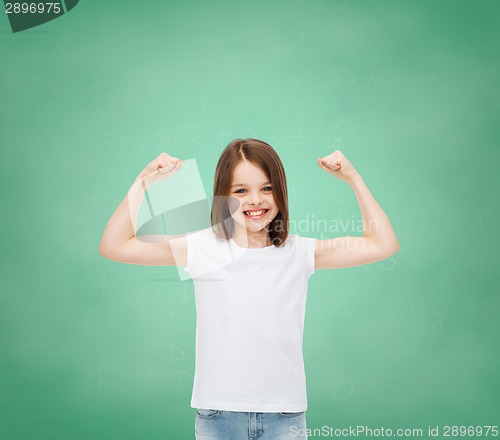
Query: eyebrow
231 181 271 188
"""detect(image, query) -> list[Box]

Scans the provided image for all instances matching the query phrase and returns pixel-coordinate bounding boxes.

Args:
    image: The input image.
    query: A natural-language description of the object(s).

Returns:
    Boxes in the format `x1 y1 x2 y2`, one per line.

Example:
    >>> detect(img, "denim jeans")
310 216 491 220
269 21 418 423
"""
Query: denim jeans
195 408 308 440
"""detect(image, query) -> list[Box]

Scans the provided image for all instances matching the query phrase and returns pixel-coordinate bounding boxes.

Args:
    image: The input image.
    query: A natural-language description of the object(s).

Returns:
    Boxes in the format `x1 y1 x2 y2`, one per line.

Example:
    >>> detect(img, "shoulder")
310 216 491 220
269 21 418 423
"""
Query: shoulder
187 226 218 240
287 233 317 247
185 226 230 249
284 234 317 256
286 234 317 277
183 227 234 278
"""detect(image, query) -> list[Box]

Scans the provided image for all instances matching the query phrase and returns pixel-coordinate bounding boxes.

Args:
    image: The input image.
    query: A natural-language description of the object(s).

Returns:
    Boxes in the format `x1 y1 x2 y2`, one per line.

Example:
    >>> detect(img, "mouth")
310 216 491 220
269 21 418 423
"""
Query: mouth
243 209 270 219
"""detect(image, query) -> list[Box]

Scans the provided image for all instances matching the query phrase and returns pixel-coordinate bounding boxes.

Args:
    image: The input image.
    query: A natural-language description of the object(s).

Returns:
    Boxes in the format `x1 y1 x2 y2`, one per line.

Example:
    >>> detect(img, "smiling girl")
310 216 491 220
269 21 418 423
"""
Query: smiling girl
99 138 400 440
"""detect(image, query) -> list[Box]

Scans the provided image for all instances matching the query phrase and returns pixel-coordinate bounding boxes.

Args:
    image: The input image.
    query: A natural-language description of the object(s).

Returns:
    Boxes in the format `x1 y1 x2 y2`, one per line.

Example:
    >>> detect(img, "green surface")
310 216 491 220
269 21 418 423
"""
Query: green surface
1 0 499 438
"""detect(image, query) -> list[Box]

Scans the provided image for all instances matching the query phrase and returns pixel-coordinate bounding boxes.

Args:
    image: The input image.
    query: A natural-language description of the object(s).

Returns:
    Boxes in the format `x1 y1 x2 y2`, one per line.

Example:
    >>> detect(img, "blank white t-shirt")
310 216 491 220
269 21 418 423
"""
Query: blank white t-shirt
183 227 317 412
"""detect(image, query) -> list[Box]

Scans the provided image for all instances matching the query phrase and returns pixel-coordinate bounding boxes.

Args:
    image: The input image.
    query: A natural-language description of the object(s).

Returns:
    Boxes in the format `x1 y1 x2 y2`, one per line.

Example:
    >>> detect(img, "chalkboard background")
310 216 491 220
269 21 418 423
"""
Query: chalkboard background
1 0 499 439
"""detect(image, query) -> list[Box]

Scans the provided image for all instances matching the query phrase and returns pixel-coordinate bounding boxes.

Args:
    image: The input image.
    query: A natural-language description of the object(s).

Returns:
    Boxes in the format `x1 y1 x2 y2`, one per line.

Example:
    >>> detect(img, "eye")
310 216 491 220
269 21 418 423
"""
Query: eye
233 186 272 194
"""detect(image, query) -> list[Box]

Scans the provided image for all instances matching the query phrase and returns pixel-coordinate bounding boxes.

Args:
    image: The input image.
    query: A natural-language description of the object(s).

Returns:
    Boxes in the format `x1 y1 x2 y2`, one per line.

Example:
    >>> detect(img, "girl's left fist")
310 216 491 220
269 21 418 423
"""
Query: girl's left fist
317 150 359 183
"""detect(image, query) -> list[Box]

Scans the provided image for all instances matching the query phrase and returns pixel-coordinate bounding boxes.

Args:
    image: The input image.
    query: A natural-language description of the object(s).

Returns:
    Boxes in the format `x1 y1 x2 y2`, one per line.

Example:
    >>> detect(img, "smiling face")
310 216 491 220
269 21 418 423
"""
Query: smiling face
228 160 279 238
211 138 290 246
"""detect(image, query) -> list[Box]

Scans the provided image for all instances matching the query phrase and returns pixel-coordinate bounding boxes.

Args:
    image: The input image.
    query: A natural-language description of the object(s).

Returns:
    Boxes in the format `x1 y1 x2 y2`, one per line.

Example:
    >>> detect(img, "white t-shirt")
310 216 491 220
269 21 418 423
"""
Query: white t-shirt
183 227 317 412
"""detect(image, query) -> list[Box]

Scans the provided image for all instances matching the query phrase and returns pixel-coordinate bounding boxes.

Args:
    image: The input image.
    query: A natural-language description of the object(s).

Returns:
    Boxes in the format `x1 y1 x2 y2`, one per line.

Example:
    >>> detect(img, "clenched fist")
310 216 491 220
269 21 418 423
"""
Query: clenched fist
317 150 359 183
136 152 184 188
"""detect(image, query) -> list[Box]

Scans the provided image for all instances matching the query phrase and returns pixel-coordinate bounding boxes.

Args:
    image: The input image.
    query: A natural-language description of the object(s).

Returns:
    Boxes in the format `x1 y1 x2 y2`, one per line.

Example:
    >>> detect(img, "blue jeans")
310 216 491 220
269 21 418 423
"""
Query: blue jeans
195 409 308 440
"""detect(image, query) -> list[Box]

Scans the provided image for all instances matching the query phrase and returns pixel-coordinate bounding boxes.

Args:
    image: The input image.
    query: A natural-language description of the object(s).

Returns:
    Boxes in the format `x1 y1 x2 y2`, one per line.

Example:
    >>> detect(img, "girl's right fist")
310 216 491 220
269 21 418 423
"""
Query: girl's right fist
138 152 184 183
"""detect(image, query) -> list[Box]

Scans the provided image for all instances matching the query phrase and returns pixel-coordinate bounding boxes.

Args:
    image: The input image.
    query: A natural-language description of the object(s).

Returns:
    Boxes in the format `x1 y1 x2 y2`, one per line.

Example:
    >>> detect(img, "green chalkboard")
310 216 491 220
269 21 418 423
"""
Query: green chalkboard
1 0 499 439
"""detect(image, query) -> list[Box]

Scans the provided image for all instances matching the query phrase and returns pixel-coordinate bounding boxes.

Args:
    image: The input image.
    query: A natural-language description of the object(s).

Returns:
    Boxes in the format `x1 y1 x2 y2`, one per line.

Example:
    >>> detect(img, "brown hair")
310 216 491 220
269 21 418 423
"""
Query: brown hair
210 138 289 247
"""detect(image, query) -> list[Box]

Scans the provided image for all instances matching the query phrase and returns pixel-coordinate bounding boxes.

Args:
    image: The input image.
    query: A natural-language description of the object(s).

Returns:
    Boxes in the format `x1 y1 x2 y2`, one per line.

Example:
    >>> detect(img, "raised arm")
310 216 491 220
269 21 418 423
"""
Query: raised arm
98 153 187 266
314 150 400 269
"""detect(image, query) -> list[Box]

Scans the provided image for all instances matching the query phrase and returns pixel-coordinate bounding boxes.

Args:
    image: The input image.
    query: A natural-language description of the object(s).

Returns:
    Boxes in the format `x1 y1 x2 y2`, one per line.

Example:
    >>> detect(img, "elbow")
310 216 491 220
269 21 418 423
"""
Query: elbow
98 241 113 259
391 243 400 256
98 245 108 259
377 240 400 259
393 236 401 253
386 240 400 257
99 238 130 261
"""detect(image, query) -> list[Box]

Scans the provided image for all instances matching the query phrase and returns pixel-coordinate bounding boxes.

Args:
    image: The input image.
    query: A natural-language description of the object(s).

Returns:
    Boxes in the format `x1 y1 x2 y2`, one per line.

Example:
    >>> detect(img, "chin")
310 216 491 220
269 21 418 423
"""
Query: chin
233 217 267 230
247 223 269 232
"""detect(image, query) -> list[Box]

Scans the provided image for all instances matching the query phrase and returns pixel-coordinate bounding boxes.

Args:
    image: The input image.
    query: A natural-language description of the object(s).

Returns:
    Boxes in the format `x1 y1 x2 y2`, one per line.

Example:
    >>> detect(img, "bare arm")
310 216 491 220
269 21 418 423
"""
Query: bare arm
315 150 400 269
98 153 187 266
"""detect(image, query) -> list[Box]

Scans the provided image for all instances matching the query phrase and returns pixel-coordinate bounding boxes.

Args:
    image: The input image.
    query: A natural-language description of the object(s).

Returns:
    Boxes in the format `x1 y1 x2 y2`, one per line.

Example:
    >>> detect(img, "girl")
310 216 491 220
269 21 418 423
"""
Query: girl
99 138 400 440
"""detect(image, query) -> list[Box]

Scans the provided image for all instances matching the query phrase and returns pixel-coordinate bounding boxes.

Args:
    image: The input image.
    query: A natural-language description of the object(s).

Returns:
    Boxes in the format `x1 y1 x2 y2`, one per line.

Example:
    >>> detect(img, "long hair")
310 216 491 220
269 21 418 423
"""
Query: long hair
210 138 289 247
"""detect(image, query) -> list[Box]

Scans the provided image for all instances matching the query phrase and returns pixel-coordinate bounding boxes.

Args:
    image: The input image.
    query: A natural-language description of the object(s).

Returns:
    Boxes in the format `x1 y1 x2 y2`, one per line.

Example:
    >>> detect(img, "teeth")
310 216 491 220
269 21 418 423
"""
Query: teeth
244 210 266 216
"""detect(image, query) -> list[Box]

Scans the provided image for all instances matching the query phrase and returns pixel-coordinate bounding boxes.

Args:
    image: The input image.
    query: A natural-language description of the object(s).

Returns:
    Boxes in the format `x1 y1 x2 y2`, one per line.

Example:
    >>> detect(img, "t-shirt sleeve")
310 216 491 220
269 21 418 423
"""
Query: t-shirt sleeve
297 235 317 279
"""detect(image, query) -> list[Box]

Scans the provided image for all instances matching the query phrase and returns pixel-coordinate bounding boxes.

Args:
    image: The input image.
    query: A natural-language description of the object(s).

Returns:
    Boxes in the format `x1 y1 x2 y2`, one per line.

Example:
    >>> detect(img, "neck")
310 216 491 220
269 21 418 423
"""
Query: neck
232 226 271 248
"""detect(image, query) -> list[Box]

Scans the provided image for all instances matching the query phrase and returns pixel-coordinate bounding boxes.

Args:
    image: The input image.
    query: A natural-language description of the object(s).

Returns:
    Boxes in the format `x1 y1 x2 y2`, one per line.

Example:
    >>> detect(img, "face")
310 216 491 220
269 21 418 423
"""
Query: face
228 160 279 234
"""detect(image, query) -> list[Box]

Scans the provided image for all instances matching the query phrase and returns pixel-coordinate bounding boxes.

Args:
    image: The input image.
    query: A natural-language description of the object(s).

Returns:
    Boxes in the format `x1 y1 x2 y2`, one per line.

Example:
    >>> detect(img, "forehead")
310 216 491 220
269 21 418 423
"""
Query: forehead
231 161 269 184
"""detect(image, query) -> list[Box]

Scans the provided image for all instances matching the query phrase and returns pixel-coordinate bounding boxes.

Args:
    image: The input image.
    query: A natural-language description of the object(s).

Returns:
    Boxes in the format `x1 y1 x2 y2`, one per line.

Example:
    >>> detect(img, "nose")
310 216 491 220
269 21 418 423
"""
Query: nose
248 189 263 206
